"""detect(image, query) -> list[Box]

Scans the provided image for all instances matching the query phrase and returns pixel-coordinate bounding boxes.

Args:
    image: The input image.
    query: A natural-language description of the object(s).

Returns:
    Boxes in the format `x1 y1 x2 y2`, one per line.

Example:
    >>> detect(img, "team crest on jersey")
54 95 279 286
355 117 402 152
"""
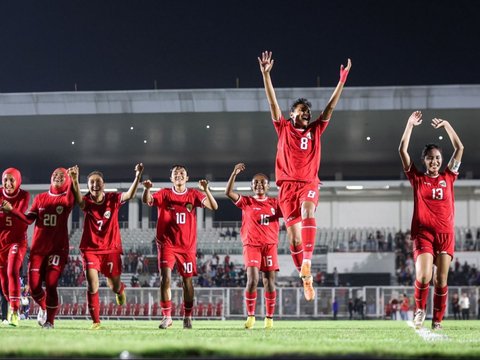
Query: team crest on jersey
439 180 447 187
56 206 64 215
186 203 193 212
306 132 312 140
104 210 111 219
271 208 276 215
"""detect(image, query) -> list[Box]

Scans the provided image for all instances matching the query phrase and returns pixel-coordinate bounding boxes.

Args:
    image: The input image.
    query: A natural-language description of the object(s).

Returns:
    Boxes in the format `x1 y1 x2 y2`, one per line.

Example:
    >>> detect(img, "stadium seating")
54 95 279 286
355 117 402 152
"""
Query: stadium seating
69 225 480 256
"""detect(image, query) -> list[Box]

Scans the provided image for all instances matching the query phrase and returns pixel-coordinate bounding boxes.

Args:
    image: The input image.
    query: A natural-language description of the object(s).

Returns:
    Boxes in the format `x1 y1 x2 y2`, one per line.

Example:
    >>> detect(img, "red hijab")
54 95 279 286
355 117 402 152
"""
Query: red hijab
49 168 71 195
2 167 22 197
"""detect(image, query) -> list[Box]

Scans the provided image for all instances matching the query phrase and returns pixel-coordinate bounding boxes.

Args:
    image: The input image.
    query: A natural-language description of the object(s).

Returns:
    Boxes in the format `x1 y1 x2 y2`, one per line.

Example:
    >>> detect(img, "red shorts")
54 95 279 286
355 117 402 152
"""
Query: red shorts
28 252 68 278
158 246 197 278
82 252 123 278
243 244 279 272
0 243 27 272
412 229 455 262
278 181 319 227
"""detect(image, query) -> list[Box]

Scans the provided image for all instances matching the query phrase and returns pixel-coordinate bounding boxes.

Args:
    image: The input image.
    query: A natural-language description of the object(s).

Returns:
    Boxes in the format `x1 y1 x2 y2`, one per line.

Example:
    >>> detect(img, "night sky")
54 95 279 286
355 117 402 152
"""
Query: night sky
0 0 478 93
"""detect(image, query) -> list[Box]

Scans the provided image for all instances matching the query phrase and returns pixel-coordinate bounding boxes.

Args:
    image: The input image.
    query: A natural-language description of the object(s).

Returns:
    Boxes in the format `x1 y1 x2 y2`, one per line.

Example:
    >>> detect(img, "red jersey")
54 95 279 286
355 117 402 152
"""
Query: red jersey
406 164 457 235
28 190 75 255
234 195 281 247
273 114 329 185
80 192 124 254
0 188 30 251
149 187 206 253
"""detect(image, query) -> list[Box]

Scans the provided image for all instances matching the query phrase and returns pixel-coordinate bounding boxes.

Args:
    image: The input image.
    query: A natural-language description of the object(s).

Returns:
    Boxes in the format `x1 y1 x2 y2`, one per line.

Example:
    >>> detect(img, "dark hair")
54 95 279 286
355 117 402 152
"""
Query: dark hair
170 164 188 174
85 170 104 197
87 170 104 180
421 143 442 160
252 173 269 183
290 98 312 113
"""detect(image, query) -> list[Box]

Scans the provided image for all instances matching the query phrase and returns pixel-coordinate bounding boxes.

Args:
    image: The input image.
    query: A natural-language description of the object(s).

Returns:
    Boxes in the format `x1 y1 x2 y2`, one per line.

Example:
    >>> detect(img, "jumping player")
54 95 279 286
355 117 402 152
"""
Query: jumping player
399 111 464 330
0 168 30 326
2 168 74 329
68 163 144 330
258 51 351 301
225 163 281 329
142 165 218 329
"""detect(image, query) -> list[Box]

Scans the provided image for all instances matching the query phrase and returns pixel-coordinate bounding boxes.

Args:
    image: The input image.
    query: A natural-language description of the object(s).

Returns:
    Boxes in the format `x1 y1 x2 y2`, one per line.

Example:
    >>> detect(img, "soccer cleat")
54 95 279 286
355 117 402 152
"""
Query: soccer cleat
244 315 255 329
413 309 426 329
8 309 19 327
300 262 315 302
432 322 443 331
159 317 173 329
183 317 192 329
42 322 54 329
90 322 102 330
264 317 273 329
1 319 9 325
301 276 316 302
300 261 312 278
37 308 47 326
116 290 126 306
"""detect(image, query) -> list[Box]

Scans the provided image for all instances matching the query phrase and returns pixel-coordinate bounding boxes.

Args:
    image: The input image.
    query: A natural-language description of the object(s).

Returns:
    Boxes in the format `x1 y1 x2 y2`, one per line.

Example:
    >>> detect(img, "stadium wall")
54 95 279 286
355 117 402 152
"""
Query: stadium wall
316 197 479 230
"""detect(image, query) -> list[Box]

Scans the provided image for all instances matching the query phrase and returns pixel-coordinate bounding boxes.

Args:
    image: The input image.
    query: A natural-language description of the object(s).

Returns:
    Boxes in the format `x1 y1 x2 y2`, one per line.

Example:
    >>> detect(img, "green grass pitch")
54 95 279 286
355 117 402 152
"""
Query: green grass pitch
1 319 480 358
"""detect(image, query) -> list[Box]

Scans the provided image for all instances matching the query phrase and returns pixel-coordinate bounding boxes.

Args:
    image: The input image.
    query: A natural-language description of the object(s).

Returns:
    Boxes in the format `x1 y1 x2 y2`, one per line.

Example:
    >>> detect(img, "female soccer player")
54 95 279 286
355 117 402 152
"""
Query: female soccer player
225 163 281 329
68 163 144 330
399 111 464 330
0 168 30 327
142 165 218 329
258 51 351 301
2 167 74 329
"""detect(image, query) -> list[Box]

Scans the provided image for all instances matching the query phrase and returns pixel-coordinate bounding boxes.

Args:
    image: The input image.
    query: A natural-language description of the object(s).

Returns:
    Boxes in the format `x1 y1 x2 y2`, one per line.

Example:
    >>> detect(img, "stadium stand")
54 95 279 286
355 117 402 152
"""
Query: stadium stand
69 225 480 256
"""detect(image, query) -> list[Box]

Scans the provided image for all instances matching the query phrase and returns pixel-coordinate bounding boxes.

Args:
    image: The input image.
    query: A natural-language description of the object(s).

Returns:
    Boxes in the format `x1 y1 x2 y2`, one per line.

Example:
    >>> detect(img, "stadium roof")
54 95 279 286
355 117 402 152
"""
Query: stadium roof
1 85 479 185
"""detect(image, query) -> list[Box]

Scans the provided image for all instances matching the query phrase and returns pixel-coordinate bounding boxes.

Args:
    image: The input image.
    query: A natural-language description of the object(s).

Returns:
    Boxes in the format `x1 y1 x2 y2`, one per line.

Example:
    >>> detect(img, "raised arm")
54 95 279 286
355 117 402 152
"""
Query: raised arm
321 59 352 120
68 165 85 209
225 163 245 202
258 51 282 121
121 163 144 202
398 111 423 171
198 180 218 211
0 200 36 225
431 118 464 172
142 179 154 205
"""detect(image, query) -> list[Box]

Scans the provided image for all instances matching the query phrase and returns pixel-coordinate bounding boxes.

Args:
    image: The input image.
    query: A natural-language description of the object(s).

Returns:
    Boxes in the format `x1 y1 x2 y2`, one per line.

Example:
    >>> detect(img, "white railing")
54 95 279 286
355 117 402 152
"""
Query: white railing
25 286 480 320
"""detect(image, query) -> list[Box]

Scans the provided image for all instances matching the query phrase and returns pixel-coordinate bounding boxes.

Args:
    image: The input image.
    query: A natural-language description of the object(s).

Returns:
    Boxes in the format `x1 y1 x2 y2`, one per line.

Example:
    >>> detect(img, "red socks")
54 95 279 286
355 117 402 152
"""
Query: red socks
161 300 172 317
87 291 100 323
245 291 257 316
301 218 316 260
289 244 303 272
264 291 276 318
414 280 429 310
433 286 448 323
31 290 47 311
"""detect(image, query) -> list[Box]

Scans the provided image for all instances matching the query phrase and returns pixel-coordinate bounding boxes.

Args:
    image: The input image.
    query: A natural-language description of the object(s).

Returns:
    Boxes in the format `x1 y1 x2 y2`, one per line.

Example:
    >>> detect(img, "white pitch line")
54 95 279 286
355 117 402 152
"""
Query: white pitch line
406 321 449 342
